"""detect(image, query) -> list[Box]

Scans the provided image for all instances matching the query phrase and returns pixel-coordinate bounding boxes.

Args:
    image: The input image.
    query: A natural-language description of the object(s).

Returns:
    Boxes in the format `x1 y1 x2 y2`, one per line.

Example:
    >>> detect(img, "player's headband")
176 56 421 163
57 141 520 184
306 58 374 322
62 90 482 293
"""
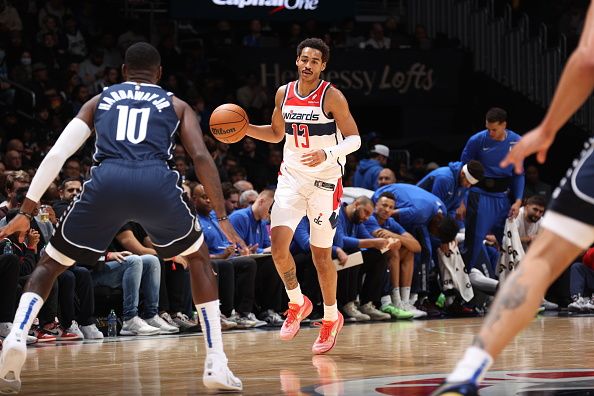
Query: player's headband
462 164 479 185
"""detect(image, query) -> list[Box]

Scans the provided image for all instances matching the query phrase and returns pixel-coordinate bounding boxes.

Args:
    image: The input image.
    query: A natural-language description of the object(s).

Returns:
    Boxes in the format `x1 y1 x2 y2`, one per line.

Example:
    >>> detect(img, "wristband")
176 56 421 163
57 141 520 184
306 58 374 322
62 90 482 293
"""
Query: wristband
18 211 33 220
217 215 229 222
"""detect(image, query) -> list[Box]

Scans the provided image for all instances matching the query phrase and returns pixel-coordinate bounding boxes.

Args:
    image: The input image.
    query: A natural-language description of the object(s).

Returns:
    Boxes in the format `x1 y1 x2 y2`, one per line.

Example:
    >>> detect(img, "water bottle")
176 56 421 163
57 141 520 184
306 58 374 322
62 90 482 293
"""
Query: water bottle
107 309 117 337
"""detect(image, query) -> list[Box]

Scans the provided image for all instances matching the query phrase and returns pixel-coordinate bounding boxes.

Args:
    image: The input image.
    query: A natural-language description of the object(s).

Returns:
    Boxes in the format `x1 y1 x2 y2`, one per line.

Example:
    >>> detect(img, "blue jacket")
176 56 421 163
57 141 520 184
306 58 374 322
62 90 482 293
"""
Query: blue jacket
197 210 231 255
417 161 467 217
461 129 525 200
290 217 344 258
364 214 406 236
338 203 374 251
352 159 383 190
372 183 446 229
229 207 270 253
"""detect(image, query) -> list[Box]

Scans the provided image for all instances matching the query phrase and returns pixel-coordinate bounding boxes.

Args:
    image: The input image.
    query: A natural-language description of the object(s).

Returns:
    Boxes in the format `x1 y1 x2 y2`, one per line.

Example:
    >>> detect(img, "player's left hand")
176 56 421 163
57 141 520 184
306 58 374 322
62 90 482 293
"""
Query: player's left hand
0 214 31 239
300 150 326 167
219 220 247 250
509 201 522 219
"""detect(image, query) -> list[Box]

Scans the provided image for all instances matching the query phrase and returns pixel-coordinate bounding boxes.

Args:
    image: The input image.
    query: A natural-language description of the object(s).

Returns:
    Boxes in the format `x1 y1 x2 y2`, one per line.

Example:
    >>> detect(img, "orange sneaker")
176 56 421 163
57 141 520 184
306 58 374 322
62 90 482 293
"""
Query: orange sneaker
311 312 344 355
279 296 312 341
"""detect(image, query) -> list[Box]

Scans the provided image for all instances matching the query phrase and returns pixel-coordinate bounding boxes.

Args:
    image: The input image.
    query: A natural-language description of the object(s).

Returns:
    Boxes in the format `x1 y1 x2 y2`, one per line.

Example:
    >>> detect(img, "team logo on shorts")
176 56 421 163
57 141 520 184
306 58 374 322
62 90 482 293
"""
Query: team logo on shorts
313 213 323 225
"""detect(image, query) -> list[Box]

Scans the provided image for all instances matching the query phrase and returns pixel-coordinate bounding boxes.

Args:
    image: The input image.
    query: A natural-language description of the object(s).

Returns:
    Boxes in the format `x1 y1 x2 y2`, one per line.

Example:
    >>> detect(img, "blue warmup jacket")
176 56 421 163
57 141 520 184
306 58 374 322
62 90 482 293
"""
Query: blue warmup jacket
363 214 406 236
417 161 467 218
229 207 270 253
352 159 383 190
198 210 232 255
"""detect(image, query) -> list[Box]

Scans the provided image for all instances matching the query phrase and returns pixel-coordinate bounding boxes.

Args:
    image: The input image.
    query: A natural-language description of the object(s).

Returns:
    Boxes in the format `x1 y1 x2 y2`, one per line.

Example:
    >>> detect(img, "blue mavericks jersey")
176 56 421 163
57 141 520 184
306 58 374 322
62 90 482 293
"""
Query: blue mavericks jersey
93 82 179 162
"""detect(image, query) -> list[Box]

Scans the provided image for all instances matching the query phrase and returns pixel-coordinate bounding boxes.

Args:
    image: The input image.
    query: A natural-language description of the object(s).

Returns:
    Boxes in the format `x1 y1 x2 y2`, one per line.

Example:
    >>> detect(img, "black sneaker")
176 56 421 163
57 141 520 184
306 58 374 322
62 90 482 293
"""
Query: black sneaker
430 381 478 395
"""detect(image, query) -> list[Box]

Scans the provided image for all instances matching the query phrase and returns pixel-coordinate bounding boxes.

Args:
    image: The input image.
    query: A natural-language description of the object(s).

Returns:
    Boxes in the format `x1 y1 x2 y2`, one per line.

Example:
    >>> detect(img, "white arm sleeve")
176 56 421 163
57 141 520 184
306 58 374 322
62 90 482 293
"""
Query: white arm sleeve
322 134 361 163
26 117 92 202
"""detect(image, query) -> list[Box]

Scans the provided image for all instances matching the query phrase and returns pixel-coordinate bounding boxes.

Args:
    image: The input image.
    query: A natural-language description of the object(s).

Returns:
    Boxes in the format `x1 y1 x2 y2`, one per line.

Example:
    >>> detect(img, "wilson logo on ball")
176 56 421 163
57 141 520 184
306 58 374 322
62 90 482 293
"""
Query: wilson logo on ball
211 127 237 135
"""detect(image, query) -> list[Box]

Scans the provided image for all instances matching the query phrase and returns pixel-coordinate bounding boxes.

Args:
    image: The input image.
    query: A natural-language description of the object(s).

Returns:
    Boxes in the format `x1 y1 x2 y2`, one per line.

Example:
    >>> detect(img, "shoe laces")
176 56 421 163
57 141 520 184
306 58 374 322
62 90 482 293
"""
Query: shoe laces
283 304 300 326
313 320 334 342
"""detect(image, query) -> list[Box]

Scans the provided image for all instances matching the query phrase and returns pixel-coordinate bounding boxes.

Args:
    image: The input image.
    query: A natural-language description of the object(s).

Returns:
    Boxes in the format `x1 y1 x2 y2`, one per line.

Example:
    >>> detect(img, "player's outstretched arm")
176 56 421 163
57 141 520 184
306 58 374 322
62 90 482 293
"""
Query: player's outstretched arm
246 85 286 143
0 96 98 238
502 0 594 173
175 97 247 249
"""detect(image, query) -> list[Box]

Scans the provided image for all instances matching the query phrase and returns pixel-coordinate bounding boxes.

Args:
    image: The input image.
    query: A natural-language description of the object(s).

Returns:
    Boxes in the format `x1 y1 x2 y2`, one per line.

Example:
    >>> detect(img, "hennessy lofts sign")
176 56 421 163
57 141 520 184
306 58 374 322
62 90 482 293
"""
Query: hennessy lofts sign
170 0 355 20
221 48 466 106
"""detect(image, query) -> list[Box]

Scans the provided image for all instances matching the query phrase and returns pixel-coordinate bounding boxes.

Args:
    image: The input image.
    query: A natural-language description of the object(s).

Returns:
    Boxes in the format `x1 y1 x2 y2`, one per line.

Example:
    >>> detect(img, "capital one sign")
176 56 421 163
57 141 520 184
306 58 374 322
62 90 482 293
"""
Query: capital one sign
211 0 319 12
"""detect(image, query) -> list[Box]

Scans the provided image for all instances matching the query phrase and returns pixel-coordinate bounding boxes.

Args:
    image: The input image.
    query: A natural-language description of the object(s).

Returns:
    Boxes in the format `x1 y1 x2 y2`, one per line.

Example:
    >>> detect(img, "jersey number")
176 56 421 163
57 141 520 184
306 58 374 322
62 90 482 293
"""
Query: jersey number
292 123 310 148
116 105 150 144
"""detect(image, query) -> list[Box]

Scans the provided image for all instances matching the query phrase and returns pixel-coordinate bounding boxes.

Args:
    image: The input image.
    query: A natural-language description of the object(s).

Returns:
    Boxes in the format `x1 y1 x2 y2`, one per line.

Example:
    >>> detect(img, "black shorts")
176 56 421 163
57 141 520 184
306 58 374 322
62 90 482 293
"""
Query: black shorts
49 159 202 264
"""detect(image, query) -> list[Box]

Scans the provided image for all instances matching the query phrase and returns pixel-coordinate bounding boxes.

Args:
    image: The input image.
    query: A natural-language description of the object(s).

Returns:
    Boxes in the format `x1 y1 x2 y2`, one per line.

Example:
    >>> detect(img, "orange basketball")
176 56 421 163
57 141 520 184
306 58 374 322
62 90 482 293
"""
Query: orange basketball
209 103 249 144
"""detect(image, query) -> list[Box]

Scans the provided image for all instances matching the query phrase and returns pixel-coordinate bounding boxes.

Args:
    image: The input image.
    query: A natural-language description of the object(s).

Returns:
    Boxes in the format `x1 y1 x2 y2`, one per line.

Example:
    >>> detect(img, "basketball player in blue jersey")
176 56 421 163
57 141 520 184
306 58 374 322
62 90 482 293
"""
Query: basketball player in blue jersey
460 108 525 273
0 43 244 393
246 38 361 354
433 2 594 394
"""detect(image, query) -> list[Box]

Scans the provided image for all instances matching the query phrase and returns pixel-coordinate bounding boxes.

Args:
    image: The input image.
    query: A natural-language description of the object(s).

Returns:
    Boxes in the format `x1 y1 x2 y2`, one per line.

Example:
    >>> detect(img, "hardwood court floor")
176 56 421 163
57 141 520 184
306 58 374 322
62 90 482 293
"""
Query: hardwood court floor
13 315 594 395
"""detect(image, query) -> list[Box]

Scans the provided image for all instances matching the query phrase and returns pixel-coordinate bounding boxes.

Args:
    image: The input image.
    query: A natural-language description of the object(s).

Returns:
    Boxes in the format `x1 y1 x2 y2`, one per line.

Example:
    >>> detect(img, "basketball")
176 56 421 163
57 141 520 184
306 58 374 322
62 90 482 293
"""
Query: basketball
209 104 249 144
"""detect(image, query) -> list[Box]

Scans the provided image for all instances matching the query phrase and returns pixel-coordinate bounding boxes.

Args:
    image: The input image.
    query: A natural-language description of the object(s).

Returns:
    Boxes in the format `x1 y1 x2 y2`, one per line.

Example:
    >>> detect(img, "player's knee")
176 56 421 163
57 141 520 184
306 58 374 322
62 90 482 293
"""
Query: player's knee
125 255 143 271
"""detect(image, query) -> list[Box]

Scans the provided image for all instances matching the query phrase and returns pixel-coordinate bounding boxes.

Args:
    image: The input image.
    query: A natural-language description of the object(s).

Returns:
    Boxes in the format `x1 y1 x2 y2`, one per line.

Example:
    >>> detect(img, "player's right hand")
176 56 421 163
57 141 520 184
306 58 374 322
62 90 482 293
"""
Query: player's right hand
0 214 31 239
336 248 348 266
500 126 556 174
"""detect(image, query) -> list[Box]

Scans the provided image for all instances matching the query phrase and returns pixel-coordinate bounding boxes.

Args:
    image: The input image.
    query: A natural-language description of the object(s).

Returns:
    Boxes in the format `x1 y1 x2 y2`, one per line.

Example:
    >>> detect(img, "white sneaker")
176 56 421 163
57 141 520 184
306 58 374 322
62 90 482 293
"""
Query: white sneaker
542 299 558 310
145 315 180 334
203 354 242 392
245 313 267 328
66 321 84 339
159 312 180 328
359 302 390 320
80 324 104 340
400 302 428 319
120 316 160 336
0 334 27 394
0 322 37 345
342 301 371 321
220 314 238 331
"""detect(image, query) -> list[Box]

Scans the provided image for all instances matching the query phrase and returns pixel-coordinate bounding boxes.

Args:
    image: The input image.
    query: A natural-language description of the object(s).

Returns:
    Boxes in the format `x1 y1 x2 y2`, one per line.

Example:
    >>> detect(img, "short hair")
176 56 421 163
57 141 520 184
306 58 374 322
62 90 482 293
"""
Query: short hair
223 185 239 200
486 107 507 123
239 189 258 206
258 188 275 200
297 38 330 63
436 216 459 243
354 195 373 207
5 170 30 192
125 42 161 71
466 160 485 182
525 194 547 207
59 177 82 190
378 192 396 202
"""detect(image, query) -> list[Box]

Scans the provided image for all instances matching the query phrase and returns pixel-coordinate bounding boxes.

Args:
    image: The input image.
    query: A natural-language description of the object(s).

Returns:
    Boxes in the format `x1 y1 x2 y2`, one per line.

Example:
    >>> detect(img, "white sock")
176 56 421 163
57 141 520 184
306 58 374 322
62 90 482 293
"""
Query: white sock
12 292 44 341
380 295 392 308
391 288 401 305
401 287 411 304
323 303 338 322
286 284 304 306
446 346 494 383
196 300 226 359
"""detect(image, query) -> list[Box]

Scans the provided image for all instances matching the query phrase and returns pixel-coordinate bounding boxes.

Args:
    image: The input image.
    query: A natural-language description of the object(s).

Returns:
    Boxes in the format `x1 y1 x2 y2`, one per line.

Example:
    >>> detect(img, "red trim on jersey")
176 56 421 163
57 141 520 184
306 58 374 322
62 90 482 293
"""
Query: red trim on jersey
278 161 284 176
284 80 330 107
333 178 343 211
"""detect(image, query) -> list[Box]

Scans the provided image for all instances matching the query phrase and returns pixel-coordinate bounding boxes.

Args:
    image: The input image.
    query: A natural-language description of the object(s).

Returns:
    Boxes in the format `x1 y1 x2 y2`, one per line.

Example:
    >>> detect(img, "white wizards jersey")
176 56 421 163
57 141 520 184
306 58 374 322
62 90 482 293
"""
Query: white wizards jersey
281 80 344 178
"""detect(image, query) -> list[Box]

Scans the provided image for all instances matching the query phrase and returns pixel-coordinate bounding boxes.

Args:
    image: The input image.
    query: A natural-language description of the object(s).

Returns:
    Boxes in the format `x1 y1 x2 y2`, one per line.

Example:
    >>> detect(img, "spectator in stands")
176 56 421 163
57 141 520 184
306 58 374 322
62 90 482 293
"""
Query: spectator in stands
38 0 73 27
360 23 391 50
514 194 546 252
239 189 258 209
4 150 22 171
377 168 397 187
413 24 433 50
61 15 87 59
286 23 304 48
52 177 81 217
353 144 390 190
242 19 263 48
223 184 240 215
69 84 90 115
193 184 265 328
384 16 412 49
337 196 392 321
228 166 248 184
236 73 268 121
523 164 552 201
62 157 82 180
0 171 30 218
364 192 422 319
0 1 22 33
229 189 284 326
78 49 105 93
234 180 254 195
417 160 485 220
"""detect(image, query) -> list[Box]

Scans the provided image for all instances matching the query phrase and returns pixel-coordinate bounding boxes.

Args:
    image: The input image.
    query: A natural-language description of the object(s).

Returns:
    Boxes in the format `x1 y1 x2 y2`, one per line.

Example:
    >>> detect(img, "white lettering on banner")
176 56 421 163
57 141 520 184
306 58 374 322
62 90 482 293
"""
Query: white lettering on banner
211 0 318 10
259 62 435 96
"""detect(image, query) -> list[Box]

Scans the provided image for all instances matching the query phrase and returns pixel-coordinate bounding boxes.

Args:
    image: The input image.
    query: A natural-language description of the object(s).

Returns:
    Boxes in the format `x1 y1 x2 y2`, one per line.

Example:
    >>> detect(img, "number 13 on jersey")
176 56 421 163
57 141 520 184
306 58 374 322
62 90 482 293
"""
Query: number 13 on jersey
292 123 310 148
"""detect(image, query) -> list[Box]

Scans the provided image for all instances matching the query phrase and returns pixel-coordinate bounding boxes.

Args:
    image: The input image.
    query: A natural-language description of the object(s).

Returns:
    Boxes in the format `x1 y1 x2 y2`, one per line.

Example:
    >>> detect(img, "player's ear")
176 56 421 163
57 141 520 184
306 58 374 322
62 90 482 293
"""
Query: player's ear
295 57 300 68
121 64 127 80
156 66 162 83
321 62 327 72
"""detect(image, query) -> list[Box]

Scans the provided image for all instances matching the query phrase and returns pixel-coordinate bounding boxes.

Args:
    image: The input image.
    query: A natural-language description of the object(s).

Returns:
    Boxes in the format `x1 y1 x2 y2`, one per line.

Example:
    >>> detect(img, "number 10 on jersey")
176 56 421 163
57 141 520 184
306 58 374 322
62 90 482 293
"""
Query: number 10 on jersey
292 123 310 148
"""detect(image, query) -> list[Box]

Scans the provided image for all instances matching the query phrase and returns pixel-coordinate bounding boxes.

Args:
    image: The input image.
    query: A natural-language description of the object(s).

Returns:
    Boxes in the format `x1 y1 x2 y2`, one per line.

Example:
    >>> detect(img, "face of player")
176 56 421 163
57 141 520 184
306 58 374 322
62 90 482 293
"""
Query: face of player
225 193 239 214
485 120 507 140
377 169 396 187
375 197 395 221
459 173 472 188
525 204 545 223
352 202 374 224
295 47 326 84
61 180 82 201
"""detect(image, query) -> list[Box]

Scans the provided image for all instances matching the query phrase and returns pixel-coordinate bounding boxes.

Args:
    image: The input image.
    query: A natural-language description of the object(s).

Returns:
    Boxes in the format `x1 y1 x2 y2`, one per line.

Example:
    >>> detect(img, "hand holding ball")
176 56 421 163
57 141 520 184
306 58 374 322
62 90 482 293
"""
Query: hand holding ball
209 104 249 144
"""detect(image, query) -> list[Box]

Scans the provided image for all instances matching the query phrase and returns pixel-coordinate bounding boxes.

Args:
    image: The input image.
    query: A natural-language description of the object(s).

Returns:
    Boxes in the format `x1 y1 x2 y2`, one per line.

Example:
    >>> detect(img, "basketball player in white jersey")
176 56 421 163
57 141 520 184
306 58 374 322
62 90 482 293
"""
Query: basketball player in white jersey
246 38 361 354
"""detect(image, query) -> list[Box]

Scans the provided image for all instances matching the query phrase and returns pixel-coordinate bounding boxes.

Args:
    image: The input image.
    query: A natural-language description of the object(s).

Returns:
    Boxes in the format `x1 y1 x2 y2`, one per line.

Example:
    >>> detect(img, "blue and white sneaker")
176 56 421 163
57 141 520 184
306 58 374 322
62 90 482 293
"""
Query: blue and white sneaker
430 381 478 396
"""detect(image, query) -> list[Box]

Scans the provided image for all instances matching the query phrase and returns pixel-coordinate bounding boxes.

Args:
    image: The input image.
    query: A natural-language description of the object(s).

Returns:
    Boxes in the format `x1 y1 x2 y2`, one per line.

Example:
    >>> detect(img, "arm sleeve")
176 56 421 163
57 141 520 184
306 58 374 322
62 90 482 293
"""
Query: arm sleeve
460 134 478 163
512 173 525 201
26 118 91 202
322 135 361 163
